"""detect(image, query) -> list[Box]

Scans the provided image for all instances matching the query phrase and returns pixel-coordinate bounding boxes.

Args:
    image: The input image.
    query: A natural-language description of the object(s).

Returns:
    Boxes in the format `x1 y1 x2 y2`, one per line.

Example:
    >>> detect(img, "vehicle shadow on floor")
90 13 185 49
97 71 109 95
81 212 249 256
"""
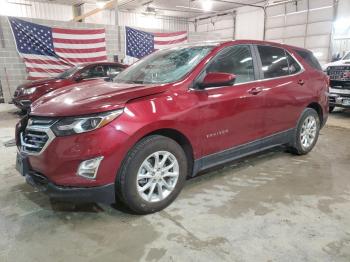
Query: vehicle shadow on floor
16 182 135 214
331 108 350 116
14 147 287 218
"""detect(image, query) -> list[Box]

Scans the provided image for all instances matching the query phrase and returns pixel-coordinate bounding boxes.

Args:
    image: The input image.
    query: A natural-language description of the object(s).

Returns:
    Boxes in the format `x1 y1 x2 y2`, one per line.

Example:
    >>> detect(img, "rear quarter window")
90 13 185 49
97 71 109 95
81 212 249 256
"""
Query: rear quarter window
293 49 322 71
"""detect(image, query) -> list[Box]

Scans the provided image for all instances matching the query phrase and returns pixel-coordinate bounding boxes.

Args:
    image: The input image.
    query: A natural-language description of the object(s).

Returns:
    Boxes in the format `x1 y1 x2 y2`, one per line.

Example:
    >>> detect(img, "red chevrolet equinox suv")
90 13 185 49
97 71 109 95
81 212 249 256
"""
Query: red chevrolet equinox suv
16 40 329 214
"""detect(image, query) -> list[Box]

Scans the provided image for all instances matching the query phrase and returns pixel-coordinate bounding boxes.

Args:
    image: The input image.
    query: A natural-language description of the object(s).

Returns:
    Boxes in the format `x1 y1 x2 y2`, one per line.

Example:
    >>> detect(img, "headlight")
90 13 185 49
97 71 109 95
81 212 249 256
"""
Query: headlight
22 87 36 95
52 109 123 136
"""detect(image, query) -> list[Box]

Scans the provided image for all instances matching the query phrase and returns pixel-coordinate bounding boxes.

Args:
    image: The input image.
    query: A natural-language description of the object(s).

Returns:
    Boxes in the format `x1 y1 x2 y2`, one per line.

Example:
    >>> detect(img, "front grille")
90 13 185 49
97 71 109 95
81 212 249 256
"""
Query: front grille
28 117 57 127
328 66 350 81
21 130 49 153
20 117 57 155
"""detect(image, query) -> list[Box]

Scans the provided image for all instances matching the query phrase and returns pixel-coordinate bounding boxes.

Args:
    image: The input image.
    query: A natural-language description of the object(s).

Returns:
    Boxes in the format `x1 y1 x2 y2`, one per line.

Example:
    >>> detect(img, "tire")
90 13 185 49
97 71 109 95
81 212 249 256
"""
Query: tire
289 108 320 155
116 135 188 214
329 106 335 113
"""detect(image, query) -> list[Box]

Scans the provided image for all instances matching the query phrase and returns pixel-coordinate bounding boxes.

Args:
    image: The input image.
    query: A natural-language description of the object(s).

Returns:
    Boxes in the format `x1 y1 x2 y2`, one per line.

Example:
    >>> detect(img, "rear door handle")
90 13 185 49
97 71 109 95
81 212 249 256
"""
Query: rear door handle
248 87 263 95
298 79 305 86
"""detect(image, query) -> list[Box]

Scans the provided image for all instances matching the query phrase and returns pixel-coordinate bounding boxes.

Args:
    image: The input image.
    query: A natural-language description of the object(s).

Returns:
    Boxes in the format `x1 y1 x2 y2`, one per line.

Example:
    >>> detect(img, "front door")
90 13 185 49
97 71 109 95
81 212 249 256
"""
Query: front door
194 45 265 157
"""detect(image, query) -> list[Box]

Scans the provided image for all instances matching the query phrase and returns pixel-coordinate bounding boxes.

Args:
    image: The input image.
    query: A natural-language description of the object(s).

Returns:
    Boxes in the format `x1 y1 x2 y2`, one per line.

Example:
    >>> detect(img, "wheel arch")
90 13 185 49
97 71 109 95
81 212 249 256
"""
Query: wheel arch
306 102 323 126
139 128 195 176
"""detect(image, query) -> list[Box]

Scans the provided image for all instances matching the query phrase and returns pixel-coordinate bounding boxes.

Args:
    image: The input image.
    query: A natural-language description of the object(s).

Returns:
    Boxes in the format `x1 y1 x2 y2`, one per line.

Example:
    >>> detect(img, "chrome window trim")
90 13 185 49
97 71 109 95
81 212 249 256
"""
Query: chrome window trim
190 44 305 92
191 69 305 91
254 45 305 82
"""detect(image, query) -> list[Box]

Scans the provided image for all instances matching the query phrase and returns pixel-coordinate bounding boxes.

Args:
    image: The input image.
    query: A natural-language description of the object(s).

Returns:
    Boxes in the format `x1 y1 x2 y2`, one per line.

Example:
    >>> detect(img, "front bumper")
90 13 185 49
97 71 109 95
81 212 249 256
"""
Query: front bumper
16 113 133 186
25 172 115 204
329 88 350 108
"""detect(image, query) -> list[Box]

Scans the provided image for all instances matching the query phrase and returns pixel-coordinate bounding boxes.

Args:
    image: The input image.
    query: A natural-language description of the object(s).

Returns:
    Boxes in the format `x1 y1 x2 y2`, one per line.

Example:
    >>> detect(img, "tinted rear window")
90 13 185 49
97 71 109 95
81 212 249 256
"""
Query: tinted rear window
257 45 290 78
294 49 322 71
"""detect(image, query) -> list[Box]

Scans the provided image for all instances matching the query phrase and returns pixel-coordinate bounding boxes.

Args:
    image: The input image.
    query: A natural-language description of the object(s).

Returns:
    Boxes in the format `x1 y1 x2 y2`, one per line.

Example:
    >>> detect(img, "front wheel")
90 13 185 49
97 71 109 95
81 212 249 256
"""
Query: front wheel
329 106 335 113
289 108 320 155
116 135 188 214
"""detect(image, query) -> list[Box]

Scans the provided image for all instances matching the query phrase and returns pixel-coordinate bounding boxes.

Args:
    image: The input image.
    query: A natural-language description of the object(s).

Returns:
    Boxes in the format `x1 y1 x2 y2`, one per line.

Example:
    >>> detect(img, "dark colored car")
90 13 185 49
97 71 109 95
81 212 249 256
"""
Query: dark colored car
12 62 127 112
15 40 329 214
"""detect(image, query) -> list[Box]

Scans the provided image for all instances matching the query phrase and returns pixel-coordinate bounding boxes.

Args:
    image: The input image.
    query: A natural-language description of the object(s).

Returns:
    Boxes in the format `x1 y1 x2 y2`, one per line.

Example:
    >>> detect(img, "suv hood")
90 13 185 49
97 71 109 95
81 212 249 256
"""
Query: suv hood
31 79 169 117
322 59 350 70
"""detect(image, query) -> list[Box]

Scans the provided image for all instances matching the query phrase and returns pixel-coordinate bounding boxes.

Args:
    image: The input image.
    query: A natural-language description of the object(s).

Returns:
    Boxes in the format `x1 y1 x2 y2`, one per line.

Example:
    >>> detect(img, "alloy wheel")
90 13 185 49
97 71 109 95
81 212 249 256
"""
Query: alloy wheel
136 151 179 203
300 115 317 150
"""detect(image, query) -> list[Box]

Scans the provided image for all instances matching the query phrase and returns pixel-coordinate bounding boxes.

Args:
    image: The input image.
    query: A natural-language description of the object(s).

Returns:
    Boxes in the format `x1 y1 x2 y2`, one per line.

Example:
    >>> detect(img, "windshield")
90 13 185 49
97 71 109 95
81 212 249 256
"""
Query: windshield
343 52 350 60
114 46 213 84
56 66 82 79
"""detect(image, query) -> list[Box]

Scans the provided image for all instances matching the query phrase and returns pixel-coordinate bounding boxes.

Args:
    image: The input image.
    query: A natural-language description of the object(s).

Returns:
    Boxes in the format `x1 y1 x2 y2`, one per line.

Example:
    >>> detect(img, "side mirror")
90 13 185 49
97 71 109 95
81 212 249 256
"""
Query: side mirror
198 72 236 89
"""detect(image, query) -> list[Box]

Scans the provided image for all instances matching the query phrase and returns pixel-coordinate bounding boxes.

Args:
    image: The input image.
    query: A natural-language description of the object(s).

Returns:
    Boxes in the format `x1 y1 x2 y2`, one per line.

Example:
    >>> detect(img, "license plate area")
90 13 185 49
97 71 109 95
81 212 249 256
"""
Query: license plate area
343 99 350 106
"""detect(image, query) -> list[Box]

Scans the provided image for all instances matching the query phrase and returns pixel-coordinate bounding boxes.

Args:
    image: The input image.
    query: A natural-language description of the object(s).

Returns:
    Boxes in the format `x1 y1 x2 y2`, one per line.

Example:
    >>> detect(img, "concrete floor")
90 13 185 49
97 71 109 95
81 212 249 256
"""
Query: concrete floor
0 104 349 262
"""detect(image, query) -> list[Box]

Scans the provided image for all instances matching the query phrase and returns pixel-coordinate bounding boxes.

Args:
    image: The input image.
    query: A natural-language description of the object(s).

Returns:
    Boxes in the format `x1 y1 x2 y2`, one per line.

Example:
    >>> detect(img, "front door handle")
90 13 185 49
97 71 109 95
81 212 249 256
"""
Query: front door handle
298 79 305 86
248 87 263 95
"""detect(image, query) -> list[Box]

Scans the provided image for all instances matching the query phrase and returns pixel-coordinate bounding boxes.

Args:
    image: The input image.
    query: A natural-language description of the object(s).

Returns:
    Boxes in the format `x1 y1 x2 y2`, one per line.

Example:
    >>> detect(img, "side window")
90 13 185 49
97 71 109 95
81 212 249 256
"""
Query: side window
293 49 322 71
286 53 302 74
106 65 124 79
81 65 107 79
206 45 255 84
258 45 289 78
108 65 123 74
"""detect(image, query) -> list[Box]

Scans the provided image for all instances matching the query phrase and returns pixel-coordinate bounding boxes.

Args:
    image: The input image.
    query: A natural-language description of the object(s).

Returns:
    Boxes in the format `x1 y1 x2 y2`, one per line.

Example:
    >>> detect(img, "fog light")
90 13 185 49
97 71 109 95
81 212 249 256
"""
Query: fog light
77 156 104 179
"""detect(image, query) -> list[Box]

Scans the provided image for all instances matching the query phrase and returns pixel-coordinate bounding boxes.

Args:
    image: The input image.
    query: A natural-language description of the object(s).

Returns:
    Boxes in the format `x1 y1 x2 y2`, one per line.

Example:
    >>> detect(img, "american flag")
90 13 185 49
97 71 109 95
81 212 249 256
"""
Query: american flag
9 17 107 80
126 26 187 60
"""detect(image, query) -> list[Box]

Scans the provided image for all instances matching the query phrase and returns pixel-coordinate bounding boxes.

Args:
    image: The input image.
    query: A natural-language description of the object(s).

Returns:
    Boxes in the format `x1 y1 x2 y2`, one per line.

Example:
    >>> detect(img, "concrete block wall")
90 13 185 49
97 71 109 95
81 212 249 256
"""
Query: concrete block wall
0 15 124 103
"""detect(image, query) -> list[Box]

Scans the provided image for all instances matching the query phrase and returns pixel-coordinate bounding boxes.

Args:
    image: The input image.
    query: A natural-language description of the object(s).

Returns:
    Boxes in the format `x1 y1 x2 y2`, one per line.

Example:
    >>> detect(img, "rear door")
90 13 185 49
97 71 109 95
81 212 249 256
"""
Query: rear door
255 45 307 136
194 44 265 156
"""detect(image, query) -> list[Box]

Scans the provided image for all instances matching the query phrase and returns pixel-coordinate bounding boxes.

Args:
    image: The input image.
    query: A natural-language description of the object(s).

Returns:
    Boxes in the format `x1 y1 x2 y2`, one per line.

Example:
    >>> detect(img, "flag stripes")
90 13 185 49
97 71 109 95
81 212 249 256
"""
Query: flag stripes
9 17 108 79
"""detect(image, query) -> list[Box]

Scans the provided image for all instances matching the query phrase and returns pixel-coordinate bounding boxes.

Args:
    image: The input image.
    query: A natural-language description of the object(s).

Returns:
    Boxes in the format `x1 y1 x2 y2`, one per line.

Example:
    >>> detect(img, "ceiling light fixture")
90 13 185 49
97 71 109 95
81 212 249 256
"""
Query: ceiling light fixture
96 0 106 9
201 0 213 12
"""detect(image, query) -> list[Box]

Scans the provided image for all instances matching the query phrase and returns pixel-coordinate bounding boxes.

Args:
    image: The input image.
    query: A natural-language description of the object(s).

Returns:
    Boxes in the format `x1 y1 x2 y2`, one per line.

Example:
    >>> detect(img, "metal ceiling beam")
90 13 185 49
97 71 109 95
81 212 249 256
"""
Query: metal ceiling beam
149 6 212 14
211 0 264 8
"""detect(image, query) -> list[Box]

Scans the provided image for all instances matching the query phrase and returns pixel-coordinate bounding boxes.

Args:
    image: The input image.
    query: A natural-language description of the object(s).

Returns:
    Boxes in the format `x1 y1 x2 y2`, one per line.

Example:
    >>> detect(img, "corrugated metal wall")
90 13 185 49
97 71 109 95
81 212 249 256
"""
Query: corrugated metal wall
0 0 188 32
235 6 264 40
188 12 235 42
83 3 188 31
0 0 73 21
188 6 265 42
332 0 350 57
265 0 335 65
117 11 188 31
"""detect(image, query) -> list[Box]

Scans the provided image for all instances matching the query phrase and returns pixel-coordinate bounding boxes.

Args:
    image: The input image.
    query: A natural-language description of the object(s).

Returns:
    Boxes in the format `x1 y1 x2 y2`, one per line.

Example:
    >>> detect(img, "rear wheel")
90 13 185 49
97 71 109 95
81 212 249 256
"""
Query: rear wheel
116 135 187 214
329 106 335 113
289 108 320 155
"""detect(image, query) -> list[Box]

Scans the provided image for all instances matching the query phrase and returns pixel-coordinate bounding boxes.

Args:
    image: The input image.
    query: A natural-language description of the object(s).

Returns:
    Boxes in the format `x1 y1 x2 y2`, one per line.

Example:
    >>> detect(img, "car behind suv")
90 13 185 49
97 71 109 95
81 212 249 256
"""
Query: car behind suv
13 62 127 112
323 51 350 112
15 40 329 214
